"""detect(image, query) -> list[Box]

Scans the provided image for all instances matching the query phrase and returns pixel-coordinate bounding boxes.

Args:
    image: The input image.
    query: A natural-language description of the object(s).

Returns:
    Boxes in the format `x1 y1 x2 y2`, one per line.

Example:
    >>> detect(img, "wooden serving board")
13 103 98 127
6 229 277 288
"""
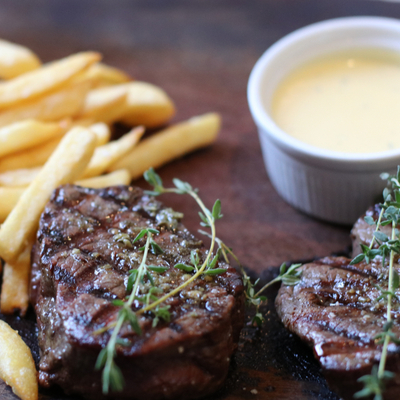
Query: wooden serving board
0 265 340 400
2 1 400 399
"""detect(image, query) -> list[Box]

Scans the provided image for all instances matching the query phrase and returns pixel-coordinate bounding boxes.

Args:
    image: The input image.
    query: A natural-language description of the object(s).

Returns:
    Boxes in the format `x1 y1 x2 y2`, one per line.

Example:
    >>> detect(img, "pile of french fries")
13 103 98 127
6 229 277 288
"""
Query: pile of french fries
0 39 221 400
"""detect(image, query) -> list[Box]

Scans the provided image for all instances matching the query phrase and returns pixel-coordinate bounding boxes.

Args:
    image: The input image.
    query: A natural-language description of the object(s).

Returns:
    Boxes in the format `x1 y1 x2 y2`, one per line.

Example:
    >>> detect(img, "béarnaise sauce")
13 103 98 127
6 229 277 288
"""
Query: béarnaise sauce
271 49 400 153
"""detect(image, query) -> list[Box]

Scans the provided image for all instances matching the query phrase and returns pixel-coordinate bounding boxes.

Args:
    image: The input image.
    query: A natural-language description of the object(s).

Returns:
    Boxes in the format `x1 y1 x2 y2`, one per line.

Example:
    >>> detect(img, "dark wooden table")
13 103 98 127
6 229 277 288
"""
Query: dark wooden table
1 0 400 399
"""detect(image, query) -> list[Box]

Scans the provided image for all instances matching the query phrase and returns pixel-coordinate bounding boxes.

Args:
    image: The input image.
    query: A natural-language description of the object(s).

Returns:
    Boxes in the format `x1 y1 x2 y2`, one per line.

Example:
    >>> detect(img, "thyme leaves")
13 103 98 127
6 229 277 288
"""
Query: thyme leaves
95 167 302 394
354 366 393 400
95 229 154 392
96 169 226 394
353 170 400 400
198 229 302 326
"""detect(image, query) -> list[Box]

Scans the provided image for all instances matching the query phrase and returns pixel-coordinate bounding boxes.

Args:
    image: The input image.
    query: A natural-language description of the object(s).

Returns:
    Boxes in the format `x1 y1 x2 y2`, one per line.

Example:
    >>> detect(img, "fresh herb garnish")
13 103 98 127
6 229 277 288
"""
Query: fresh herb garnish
95 169 227 393
353 168 400 400
198 230 302 325
95 228 154 393
95 167 302 394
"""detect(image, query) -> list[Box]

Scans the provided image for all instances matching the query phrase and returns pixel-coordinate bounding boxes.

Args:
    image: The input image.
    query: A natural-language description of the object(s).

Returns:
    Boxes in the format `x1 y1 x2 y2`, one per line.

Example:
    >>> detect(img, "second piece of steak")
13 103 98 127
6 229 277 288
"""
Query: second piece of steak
351 205 390 260
275 256 400 400
31 184 244 399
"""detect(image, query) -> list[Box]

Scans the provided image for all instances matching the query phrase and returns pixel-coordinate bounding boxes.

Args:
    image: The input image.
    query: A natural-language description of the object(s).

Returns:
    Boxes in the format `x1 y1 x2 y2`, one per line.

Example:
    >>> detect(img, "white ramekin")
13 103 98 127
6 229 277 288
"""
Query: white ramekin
248 16 400 225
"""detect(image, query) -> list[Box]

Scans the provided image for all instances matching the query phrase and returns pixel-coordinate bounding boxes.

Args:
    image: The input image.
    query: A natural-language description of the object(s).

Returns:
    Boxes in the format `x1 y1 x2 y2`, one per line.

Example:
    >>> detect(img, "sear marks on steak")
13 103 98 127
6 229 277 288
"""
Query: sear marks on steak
275 256 400 400
31 185 244 400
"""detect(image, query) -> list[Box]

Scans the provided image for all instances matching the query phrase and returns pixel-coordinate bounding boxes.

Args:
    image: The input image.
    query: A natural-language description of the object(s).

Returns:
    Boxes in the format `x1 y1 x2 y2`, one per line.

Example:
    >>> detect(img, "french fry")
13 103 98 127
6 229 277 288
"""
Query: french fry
1 247 31 316
79 85 127 124
0 167 40 187
0 161 126 190
0 79 93 128
98 82 175 127
0 320 38 400
0 51 100 109
110 113 221 179
0 186 24 221
0 169 130 215
0 121 109 173
68 119 111 144
0 133 64 172
88 122 111 145
84 62 131 87
0 119 66 157
0 127 96 263
76 169 131 188
0 39 41 79
81 125 144 178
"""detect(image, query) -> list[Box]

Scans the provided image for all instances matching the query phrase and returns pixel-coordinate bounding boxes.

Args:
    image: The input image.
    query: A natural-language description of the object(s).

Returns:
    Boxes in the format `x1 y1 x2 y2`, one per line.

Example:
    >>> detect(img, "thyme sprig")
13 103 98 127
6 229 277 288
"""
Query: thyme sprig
240 261 302 326
95 168 302 394
198 230 302 326
95 169 226 393
136 168 226 315
353 168 400 400
95 228 154 393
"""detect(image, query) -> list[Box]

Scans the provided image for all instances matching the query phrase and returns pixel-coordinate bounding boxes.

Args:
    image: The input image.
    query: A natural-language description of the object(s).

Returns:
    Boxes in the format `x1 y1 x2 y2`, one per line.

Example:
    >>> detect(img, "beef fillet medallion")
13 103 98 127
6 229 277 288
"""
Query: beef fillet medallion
31 185 245 399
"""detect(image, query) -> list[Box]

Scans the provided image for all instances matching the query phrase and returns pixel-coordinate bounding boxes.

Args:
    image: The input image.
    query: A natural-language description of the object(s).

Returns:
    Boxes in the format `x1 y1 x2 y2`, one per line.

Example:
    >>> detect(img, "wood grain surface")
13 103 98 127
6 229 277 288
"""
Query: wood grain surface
0 0 400 399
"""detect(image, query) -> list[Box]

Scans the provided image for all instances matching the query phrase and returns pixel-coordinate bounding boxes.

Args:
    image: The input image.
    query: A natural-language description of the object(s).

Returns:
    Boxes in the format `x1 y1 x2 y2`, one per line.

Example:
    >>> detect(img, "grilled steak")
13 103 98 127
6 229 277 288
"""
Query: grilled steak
31 184 244 400
275 256 400 399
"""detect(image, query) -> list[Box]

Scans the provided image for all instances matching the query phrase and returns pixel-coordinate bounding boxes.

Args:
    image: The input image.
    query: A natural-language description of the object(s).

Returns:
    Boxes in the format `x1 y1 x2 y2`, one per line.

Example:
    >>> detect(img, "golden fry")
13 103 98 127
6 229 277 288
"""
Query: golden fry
0 127 96 263
0 119 65 157
0 168 130 207
0 51 100 109
0 138 123 188
76 169 131 188
110 113 221 179
70 119 111 143
0 167 40 187
88 122 111 145
100 82 175 127
0 39 41 79
0 79 93 128
0 186 24 221
82 125 144 178
84 62 131 87
0 135 63 172
0 320 38 400
0 121 109 173
120 82 175 127
79 85 127 123
1 247 31 316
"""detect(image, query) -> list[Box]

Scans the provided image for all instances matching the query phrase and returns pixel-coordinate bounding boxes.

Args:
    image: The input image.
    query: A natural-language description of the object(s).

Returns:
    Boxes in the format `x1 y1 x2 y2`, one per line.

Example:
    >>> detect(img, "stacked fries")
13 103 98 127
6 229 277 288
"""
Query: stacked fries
0 39 221 400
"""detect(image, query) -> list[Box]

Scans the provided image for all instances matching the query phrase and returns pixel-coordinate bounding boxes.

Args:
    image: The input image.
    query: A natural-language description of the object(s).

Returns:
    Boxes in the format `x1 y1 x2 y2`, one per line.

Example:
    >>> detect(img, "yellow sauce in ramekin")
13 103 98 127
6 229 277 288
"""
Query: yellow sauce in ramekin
271 49 400 153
